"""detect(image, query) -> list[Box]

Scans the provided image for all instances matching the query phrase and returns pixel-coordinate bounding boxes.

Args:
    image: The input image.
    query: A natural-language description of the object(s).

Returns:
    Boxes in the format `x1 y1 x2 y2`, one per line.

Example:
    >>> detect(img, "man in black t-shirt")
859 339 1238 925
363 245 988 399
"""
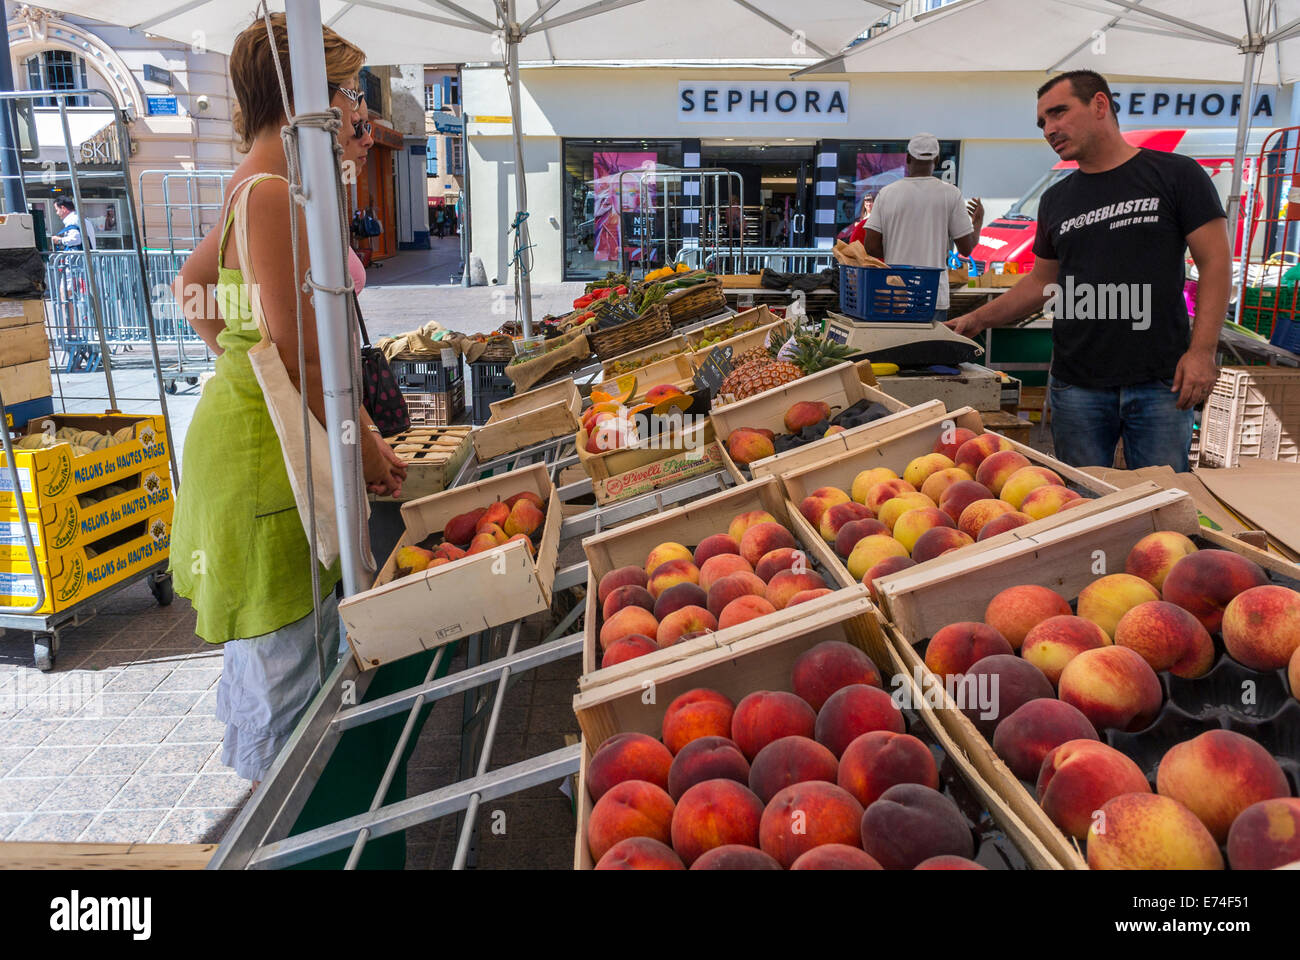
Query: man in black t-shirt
949 71 1230 471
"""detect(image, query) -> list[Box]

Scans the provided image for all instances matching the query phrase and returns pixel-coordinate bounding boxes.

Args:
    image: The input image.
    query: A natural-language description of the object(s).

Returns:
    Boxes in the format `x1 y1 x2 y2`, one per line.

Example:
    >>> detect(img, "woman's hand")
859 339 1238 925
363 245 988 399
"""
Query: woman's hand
362 429 405 497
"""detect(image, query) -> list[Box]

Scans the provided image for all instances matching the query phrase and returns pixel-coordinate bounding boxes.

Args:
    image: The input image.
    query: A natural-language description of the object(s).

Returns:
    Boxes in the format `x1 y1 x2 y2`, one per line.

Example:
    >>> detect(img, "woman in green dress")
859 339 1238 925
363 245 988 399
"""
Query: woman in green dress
170 14 404 784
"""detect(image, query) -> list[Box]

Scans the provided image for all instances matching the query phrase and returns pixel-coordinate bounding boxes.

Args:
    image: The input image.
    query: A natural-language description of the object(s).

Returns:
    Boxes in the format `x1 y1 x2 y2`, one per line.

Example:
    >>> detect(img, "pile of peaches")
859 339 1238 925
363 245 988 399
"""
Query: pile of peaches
392 490 545 578
596 512 832 669
803 429 1088 590
580 384 690 455
726 398 893 469
922 531 1300 869
586 640 987 870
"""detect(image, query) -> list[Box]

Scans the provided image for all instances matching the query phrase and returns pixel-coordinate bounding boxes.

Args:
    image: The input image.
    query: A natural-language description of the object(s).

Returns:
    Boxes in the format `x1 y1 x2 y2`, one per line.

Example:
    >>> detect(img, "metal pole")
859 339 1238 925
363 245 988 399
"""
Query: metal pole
0 1 26 214
284 0 371 596
1226 0 1263 251
504 1 533 336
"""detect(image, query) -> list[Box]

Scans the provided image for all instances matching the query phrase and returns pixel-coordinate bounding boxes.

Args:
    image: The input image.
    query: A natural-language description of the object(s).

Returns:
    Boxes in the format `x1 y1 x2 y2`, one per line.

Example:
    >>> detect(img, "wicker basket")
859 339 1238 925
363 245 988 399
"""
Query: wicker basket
472 338 516 363
586 304 672 360
666 278 727 326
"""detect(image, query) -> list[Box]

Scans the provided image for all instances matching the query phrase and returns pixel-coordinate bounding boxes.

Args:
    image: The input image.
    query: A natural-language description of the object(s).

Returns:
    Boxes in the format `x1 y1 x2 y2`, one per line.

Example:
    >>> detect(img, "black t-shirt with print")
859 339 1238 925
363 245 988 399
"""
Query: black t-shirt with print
1032 148 1225 387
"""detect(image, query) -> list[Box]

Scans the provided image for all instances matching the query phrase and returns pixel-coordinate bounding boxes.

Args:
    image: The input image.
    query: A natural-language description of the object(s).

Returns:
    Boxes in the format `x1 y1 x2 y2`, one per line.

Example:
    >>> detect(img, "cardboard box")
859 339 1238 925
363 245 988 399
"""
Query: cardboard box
0 360 51 406
1193 460 1300 559
471 379 581 462
0 322 50 367
0 298 45 330
1081 465 1256 540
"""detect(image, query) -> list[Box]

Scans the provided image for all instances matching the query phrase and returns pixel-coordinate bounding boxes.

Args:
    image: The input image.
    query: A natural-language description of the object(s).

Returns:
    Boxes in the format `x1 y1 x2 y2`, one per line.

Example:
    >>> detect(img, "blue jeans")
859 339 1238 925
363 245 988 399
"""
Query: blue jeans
1048 375 1194 471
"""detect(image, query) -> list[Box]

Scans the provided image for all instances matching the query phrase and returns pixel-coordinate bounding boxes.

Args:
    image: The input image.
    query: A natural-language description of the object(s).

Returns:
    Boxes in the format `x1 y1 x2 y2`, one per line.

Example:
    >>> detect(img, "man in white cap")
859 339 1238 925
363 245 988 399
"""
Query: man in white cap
861 134 983 322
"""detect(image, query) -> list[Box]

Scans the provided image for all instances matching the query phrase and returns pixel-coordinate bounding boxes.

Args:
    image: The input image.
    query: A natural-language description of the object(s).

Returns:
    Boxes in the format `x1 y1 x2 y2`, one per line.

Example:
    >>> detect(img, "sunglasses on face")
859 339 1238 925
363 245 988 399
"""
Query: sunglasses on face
333 86 363 105
353 120 372 140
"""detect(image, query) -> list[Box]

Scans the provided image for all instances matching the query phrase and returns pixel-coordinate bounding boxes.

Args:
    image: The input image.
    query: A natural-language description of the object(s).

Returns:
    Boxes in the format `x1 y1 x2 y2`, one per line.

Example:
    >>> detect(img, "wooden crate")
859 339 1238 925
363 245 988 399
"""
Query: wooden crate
471 378 581 462
376 424 472 502
598 335 690 380
338 462 562 670
681 304 777 348
578 475 880 688
571 589 1065 870
0 298 45 331
574 412 721 506
0 841 216 870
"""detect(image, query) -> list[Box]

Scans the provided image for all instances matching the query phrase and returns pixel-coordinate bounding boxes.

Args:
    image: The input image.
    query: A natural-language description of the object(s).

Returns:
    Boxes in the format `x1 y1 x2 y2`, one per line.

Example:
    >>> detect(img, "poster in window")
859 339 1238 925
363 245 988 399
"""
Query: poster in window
854 151 906 220
591 151 656 263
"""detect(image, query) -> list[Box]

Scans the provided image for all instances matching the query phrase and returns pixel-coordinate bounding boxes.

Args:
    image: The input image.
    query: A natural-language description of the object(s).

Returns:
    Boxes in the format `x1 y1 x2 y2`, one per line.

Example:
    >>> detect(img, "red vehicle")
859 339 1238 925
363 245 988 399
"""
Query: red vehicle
971 127 1274 273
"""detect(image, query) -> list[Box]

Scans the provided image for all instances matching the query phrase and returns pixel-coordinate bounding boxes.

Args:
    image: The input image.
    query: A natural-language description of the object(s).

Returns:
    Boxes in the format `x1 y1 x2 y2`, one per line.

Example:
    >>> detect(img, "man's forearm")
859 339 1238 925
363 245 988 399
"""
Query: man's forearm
975 277 1051 330
1189 269 1228 354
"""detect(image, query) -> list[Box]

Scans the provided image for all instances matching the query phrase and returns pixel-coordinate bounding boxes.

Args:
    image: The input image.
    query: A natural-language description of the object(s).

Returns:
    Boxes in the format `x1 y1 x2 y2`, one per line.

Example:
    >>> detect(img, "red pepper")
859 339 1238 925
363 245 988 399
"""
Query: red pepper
615 285 628 295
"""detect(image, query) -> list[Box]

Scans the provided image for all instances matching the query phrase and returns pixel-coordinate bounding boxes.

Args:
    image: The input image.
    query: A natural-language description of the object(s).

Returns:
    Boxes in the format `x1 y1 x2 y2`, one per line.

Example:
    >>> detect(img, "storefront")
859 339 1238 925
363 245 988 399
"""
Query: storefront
353 119 404 264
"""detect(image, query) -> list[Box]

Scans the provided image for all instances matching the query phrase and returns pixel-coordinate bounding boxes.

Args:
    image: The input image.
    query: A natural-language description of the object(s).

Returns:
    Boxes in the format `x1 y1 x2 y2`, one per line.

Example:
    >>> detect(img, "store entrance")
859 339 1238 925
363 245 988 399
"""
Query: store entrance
699 141 816 248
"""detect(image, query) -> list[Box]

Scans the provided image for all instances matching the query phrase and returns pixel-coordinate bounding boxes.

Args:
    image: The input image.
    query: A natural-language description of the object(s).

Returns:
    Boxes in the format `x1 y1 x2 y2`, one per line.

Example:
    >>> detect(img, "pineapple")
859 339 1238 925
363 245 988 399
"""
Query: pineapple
717 329 857 402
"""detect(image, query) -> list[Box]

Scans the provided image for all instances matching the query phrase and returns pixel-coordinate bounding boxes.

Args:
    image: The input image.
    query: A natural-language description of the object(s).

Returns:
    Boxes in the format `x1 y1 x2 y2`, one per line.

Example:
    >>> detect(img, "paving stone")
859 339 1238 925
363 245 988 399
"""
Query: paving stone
0 813 29 840
79 691 148 719
109 774 197 810
0 719 52 747
79 808 170 843
138 742 215 776
155 668 221 692
8 812 95 842
37 775 129 813
102 667 170 694
162 715 225 744
150 806 238 844
177 774 252 809
132 690 203 717
0 745 32 777
103 716 180 746
74 744 151 777
10 745 94 778
39 717 124 747
0 776 62 813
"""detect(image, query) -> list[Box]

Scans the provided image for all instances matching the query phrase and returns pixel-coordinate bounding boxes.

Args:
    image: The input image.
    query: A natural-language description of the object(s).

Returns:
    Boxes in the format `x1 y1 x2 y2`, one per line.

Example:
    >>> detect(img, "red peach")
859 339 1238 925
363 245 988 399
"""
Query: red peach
924 622 1013 682
1036 739 1152 839
790 844 884 870
799 486 851 527
693 533 741 568
846 535 909 581
662 689 735 755
920 467 973 505
976 510 1035 541
656 605 717 647
863 478 918 515
731 690 817 761
902 452 957 490
588 732 674 801
819 501 875 543
767 569 827 610
933 426 979 461
785 400 832 433
754 546 810 582
991 699 1099 781
1114 601 1215 679
860 783 975 870
938 479 995 524
1020 615 1112 688
837 730 939 807
953 433 1014 476
788 588 833 606
706 572 768 620
959 654 1055 737
834 519 891 559
689 845 781 870
1077 573 1161 639
1058 646 1163 733
653 582 708 621
1086 793 1224 870
910 527 974 563
601 634 659 669
646 558 700 600
727 510 777 544
791 640 883 712
863 556 918 602
1161 548 1269 634
599 606 659 651
1019 484 1083 520
851 467 899 505
984 584 1072 651
644 541 692 575
814 684 906 758
739 522 798 567
597 565 649 605
1222 584 1300 671
957 498 1016 539
698 553 754 592
1156 729 1290 843
1125 530 1198 592
603 584 655 620
728 429 776 466
914 856 987 870
594 836 685 870
975 449 1031 495
999 465 1065 511
718 595 778 629
587 780 675 863
759 782 865 869
877 493 936 532
748 735 839 804
1227 797 1300 870
667 736 750 800
893 507 956 555
670 778 764 866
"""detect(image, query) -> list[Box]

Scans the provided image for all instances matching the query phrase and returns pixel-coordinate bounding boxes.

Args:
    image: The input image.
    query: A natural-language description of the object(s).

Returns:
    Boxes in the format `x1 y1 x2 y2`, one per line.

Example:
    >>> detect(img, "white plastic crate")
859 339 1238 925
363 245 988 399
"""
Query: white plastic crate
1198 367 1300 468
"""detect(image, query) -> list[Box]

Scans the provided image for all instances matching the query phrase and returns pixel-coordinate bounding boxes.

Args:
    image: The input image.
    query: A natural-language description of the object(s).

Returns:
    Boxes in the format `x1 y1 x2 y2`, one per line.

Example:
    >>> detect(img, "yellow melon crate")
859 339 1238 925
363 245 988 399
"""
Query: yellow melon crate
0 509 171 615
0 414 169 510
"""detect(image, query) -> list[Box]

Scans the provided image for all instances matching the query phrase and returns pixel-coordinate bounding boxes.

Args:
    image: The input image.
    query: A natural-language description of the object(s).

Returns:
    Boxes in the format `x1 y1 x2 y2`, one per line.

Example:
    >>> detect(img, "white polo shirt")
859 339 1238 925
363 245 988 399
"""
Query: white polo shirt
864 176 973 311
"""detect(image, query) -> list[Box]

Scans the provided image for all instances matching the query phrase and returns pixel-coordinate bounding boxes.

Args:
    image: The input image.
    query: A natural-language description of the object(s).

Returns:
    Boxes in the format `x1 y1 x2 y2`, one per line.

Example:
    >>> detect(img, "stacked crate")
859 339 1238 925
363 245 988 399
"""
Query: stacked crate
0 299 52 424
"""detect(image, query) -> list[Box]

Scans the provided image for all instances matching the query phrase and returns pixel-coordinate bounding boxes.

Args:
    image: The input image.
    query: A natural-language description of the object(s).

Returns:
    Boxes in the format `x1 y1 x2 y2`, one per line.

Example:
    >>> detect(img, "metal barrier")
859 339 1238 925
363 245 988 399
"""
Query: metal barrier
701 246 836 275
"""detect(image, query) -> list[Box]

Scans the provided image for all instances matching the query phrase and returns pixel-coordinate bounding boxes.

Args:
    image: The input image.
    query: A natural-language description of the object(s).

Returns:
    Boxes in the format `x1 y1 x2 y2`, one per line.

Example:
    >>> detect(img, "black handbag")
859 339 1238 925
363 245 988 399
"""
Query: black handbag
354 293 409 436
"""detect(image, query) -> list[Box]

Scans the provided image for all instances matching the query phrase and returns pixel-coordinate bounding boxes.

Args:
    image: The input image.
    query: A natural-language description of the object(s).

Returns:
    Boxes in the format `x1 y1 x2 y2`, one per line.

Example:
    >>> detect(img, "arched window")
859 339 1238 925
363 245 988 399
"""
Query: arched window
24 50 90 107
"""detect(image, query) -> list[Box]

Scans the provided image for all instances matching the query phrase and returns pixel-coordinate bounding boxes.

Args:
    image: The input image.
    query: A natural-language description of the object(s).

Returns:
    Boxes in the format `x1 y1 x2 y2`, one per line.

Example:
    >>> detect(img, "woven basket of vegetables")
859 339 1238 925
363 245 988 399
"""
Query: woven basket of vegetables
665 277 727 326
586 303 672 361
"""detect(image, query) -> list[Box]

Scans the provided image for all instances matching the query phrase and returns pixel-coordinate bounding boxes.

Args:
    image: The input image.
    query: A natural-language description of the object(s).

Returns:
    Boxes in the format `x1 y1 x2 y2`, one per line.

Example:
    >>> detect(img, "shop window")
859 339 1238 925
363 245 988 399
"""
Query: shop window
834 138 960 237
426 136 438 176
25 51 89 107
447 137 462 176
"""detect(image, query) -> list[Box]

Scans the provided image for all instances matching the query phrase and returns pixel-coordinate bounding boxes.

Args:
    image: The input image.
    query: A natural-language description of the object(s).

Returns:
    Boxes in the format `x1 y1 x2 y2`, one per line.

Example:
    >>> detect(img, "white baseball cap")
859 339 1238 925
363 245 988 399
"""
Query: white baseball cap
907 133 941 160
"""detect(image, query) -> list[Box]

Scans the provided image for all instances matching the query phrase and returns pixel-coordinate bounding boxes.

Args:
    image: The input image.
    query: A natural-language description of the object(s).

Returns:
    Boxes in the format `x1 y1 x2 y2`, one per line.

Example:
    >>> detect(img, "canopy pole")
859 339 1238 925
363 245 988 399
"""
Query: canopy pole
505 0 534 336
284 0 371 596
1226 0 1263 253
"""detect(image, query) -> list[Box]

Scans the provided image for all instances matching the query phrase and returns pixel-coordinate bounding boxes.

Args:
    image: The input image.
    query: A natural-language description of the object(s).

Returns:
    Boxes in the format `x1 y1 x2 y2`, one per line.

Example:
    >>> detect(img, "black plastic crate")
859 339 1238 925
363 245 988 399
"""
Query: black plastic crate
469 360 514 426
391 353 462 394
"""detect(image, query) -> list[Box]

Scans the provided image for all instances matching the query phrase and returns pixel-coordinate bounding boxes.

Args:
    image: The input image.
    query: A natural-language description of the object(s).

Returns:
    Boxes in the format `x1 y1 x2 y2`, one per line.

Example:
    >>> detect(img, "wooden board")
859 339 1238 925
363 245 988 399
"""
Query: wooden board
376 425 472 502
338 462 562 669
472 378 581 461
0 841 216 870
578 475 878 686
0 322 49 367
0 359 51 406
598 334 689 380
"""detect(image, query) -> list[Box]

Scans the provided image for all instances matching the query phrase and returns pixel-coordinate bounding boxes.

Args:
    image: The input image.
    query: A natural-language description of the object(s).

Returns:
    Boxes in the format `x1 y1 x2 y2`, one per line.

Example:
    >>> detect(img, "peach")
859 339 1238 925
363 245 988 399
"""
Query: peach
1125 531 1198 592
851 467 899 505
727 429 775 466
1077 573 1162 639
819 501 875 543
689 845 781 870
1161 548 1269 634
847 535 909 581
1226 798 1300 870
953 433 1013 476
902 452 957 490
790 845 883 870
667 736 750 800
1019 484 1083 520
834 519 891 559
1058 646 1162 733
432 542 468 563
976 510 1034 541
767 570 827 610
505 490 544 511
914 855 987 870
656 605 717 647
1156 729 1290 844
860 783 974 870
739 522 798 567
759 782 865 869
924 622 1013 682
824 425 846 438
863 478 918 515
588 732 674 801
748 735 839 804
603 584 655 620
933 425 979 461
586 417 633 453
662 689 735 755
647 558 700 600
791 640 882 712
1036 739 1151 839
814 684 906 758
799 486 851 527
877 493 935 532
727 509 777 544
601 634 659 669
892 507 955 555
718 595 778 629
959 654 1054 737
692 533 741 568
788 588 834 606
653 582 708 621
863 556 917 602
1114 601 1214 678
644 542 692 576
938 479 994 524
754 547 808 582
837 730 939 807
670 778 764 866
920 467 973 505
594 836 685 870
731 691 817 761
999 466 1064 510
443 507 487 545
975 449 1031 495
587 780 676 863
1293 645 1300 702
785 400 832 433
599 606 659 650
503 499 544 537
476 501 510 533
910 527 974 563
991 699 1098 781
984 584 1072 650
1222 584 1300 671
597 565 649 605
699 553 754 591
1020 615 1111 687
1086 793 1224 870
706 572 767 620
957 498 1015 540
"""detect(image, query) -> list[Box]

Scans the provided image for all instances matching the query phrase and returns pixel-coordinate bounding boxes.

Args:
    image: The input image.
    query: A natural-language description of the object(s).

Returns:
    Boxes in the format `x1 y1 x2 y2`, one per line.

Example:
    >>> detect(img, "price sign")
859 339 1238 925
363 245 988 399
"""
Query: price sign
693 344 734 394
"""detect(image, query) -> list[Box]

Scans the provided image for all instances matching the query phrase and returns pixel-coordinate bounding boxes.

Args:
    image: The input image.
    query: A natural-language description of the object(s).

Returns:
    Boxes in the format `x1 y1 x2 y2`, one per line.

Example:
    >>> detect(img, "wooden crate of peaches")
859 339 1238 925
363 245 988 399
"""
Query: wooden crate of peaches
878 487 1300 871
571 589 1065 870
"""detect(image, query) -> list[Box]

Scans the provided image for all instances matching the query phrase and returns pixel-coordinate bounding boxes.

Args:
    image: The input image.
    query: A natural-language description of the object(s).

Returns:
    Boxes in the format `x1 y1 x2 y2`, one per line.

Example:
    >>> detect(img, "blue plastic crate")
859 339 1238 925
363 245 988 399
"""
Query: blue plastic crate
839 264 941 323
1270 312 1300 355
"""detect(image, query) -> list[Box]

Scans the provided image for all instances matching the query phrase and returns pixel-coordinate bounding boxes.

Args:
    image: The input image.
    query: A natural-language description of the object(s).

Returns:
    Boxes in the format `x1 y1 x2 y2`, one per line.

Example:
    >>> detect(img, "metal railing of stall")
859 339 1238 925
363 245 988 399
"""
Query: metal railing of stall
614 167 744 279
701 246 837 275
